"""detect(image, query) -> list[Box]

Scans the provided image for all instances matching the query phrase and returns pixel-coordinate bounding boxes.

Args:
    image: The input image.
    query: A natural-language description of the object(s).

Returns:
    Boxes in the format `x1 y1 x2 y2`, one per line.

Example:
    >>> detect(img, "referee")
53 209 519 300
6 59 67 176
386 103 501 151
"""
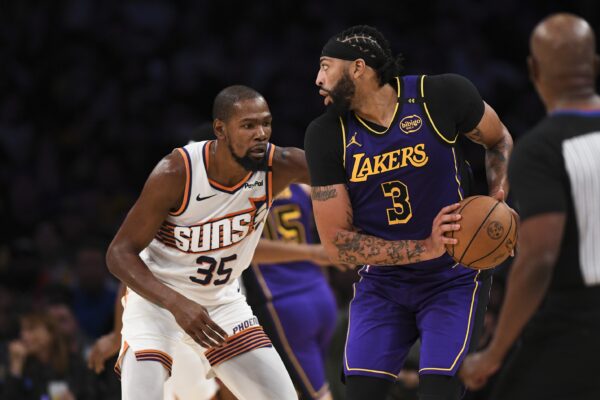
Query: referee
460 13 600 399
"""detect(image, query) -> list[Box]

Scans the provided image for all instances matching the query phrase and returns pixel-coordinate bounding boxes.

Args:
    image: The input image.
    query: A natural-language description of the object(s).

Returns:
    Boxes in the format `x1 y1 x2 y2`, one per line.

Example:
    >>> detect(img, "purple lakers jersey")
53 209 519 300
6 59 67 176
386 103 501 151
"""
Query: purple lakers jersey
249 184 327 300
343 75 465 244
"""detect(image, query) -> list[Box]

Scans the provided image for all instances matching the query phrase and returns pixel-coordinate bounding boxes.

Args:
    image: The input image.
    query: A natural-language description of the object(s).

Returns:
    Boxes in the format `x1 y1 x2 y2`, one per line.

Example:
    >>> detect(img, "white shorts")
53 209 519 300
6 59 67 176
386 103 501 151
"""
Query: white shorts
163 341 219 400
115 288 271 379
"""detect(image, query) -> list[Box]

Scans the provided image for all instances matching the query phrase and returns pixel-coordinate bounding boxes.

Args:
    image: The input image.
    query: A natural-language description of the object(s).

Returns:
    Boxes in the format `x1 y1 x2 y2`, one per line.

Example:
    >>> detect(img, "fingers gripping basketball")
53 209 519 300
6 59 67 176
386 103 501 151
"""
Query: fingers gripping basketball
445 196 517 270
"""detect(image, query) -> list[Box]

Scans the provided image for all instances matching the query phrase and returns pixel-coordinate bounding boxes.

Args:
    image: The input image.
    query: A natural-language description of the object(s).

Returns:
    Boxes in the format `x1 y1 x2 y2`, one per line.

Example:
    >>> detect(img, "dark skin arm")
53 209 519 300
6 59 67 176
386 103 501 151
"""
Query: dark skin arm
253 239 331 265
271 146 310 193
459 212 565 389
106 150 227 349
463 102 513 196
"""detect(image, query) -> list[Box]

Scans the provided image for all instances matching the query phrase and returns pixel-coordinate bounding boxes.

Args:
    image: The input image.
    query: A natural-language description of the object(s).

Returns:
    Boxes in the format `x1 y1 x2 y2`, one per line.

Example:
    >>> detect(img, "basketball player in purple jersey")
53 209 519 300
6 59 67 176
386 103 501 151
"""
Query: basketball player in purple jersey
304 26 514 400
244 183 338 399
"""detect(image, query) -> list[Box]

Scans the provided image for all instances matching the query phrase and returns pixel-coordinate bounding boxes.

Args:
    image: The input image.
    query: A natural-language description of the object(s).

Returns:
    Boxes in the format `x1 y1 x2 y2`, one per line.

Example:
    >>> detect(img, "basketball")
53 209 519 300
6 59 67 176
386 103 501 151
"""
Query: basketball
445 195 517 270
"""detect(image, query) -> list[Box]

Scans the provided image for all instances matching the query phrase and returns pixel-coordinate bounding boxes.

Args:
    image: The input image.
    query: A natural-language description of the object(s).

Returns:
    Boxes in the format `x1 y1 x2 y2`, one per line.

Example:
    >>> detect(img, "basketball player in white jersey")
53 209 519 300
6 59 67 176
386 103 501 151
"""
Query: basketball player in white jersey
106 85 308 400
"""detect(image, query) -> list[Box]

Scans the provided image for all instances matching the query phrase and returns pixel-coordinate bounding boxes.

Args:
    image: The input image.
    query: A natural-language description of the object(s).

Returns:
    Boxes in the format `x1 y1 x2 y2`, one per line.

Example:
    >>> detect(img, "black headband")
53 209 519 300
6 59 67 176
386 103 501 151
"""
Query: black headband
321 37 385 69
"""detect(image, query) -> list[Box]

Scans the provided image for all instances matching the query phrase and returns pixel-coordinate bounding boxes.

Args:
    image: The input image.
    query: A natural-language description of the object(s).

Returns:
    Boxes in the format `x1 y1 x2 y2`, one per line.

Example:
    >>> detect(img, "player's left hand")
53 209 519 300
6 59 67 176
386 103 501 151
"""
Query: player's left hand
492 189 519 256
459 349 501 391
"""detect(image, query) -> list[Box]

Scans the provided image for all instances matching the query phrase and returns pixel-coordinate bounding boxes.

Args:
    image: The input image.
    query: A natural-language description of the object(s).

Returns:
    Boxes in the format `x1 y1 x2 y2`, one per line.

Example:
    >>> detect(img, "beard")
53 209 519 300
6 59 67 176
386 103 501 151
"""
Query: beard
227 141 268 172
326 71 356 115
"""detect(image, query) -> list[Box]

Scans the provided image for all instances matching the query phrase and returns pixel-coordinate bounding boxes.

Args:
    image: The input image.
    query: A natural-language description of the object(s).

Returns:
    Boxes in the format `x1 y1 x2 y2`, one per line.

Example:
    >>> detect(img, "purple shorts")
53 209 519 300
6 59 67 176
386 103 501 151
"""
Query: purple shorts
344 257 488 381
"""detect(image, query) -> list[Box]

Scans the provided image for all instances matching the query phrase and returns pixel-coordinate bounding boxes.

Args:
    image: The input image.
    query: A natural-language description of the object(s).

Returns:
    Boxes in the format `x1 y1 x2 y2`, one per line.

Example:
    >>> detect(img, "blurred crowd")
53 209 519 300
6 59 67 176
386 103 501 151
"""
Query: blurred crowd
0 0 598 399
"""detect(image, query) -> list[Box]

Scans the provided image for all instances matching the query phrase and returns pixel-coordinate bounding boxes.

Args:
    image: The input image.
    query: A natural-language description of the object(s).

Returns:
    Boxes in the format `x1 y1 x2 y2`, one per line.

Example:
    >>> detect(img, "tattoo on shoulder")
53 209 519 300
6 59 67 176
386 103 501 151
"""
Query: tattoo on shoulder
311 186 338 201
465 128 484 144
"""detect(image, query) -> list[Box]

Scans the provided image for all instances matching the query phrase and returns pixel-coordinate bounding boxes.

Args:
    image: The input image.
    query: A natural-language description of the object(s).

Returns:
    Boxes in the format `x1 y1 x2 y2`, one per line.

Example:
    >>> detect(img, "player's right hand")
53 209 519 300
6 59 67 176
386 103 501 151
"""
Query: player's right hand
309 244 332 266
87 332 120 374
172 298 228 349
310 244 354 271
428 203 462 258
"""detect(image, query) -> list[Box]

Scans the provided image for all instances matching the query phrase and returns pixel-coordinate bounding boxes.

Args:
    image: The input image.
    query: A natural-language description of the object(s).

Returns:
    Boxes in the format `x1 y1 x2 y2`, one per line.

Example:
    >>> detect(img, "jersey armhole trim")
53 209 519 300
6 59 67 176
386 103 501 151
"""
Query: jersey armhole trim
339 117 347 168
420 75 458 145
170 147 192 216
451 148 464 201
267 143 275 206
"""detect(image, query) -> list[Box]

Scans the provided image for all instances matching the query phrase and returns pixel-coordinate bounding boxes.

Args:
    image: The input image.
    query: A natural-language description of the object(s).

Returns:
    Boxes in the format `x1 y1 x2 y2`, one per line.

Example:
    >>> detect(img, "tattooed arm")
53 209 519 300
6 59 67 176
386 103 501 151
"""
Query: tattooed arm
463 102 513 196
311 184 461 266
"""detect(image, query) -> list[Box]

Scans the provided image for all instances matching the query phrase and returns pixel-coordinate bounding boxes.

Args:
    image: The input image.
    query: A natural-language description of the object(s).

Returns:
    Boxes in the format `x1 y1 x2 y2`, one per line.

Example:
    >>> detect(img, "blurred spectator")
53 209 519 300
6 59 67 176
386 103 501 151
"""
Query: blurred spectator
70 244 117 339
3 312 96 399
47 298 88 356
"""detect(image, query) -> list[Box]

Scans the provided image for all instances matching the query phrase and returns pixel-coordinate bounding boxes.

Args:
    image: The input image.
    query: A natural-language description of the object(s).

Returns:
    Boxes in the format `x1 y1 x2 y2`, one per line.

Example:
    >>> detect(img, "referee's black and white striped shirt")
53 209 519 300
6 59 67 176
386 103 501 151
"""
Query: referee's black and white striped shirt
509 110 600 308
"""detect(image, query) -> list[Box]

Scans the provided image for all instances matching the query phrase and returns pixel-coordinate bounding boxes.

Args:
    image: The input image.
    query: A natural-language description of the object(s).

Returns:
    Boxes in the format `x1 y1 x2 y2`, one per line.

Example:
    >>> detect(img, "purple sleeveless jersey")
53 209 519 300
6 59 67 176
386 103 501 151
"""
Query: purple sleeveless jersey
342 76 486 380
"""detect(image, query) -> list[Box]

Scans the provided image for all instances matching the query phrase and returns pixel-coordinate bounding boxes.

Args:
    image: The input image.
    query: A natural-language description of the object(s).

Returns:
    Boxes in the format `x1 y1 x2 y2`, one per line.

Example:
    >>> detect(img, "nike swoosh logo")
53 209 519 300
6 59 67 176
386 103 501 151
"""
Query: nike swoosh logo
196 194 216 201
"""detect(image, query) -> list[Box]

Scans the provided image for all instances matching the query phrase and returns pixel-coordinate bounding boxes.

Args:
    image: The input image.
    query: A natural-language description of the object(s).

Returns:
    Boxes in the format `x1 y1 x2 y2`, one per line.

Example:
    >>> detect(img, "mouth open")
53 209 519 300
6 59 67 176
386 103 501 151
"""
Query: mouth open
319 89 332 105
249 145 267 158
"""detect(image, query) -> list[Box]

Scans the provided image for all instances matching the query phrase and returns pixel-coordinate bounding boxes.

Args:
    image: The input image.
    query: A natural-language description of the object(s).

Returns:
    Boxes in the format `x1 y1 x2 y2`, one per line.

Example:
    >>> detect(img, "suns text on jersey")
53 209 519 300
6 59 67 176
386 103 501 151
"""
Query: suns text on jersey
172 200 267 253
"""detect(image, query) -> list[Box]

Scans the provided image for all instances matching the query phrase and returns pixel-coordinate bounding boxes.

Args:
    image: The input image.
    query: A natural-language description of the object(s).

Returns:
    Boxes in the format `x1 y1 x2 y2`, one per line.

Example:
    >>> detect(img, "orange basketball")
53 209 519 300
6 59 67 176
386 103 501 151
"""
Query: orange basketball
445 195 517 270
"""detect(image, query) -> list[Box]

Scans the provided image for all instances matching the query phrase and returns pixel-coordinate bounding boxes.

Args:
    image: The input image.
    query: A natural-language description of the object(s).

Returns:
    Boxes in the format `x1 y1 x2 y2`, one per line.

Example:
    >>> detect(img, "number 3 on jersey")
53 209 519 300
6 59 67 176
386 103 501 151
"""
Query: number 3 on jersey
190 255 236 286
381 180 412 225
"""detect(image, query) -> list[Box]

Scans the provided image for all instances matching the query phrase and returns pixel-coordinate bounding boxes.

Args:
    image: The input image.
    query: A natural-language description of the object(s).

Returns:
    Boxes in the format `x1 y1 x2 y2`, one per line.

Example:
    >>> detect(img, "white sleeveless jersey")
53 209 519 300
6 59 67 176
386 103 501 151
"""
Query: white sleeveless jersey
139 140 275 306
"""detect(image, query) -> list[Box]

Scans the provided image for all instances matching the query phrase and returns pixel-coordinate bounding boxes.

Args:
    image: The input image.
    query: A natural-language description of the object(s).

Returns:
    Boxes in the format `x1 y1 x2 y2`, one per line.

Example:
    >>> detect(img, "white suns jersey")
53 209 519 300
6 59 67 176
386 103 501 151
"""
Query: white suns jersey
139 140 275 306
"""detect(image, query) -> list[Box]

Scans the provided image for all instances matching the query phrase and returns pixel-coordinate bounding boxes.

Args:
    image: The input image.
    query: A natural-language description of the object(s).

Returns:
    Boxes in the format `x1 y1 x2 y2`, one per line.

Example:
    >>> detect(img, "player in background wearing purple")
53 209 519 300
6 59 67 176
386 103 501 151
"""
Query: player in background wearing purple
304 26 514 400
244 183 340 400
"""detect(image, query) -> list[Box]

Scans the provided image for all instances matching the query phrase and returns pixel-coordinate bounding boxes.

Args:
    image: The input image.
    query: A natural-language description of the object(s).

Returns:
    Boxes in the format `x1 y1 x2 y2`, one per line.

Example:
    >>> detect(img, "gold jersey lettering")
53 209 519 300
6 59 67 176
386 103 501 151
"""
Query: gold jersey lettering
349 144 429 182
411 143 429 167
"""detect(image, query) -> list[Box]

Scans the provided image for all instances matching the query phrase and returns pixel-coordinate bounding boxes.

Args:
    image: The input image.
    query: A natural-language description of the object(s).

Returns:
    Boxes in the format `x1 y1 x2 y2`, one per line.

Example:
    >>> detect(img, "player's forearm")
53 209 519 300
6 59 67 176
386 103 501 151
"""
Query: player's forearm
106 243 185 311
329 230 434 265
253 240 319 264
487 253 553 361
485 129 513 196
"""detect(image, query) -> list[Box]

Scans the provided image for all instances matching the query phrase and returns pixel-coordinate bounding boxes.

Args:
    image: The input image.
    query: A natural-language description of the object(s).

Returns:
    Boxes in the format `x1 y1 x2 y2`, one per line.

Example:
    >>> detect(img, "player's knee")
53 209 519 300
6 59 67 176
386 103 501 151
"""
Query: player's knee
121 350 169 400
418 374 462 400
214 348 297 400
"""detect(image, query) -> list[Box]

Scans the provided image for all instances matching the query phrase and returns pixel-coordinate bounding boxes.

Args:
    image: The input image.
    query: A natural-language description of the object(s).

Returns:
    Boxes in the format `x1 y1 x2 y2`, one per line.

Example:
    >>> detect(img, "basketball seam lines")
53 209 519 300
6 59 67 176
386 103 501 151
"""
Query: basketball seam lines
458 201 500 265
468 210 514 267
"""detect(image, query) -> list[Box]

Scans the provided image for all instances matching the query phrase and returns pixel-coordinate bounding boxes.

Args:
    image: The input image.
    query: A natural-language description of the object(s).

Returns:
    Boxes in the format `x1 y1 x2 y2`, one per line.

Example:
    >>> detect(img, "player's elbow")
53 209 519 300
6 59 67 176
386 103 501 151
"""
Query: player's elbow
491 123 513 150
106 240 126 279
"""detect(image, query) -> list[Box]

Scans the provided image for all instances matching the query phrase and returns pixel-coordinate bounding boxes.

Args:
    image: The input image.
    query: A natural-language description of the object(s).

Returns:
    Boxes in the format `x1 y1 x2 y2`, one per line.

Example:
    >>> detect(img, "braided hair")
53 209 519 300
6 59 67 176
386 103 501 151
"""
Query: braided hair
322 25 404 86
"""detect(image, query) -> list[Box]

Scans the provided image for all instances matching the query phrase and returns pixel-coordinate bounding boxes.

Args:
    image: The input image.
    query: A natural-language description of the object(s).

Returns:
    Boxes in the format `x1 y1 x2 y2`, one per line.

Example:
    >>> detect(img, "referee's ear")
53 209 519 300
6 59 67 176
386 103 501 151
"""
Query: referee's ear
527 55 539 84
